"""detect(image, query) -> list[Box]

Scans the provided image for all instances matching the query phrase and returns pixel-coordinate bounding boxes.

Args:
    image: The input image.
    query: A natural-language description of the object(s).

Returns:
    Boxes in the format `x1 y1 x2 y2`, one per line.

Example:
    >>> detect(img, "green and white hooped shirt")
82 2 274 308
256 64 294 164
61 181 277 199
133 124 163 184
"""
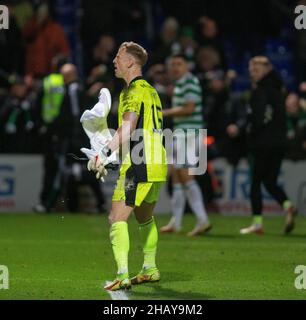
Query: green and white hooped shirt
172 72 203 133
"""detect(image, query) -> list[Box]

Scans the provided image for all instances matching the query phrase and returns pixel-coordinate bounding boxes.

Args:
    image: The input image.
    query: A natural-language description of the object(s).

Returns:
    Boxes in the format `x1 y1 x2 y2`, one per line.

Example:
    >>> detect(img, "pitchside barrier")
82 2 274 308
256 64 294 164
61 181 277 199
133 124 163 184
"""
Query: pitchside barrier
0 155 305 215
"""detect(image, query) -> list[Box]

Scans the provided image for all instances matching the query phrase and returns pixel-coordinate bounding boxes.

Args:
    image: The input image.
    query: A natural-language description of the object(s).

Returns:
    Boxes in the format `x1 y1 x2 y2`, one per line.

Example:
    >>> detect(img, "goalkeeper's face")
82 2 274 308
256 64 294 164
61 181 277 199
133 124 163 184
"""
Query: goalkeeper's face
113 47 134 79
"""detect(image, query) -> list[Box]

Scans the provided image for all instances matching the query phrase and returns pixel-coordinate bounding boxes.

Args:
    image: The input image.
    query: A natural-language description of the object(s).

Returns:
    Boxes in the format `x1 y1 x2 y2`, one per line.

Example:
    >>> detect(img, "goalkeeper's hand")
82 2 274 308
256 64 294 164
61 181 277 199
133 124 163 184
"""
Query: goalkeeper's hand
87 148 110 181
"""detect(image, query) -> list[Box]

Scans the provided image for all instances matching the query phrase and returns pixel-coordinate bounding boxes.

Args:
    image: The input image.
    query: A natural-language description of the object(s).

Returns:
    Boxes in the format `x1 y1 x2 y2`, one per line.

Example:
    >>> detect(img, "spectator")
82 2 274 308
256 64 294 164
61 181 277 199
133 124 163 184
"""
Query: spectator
176 26 198 71
195 45 223 96
285 92 306 160
0 77 36 153
152 17 180 64
22 0 70 77
33 63 82 212
86 34 119 128
86 40 118 129
90 35 116 71
146 64 171 106
195 16 227 70
86 34 117 98
196 46 221 73
203 70 247 165
13 0 34 30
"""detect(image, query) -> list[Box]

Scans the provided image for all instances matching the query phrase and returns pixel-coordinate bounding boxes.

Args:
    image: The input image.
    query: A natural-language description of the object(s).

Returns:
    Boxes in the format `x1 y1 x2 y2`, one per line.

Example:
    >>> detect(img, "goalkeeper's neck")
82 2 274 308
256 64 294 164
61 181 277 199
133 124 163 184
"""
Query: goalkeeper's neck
124 67 142 87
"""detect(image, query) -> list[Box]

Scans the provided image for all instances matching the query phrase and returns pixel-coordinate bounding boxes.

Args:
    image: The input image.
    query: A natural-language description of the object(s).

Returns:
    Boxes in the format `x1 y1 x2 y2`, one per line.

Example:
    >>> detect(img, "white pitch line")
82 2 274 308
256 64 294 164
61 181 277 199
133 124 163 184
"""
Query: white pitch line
104 281 129 300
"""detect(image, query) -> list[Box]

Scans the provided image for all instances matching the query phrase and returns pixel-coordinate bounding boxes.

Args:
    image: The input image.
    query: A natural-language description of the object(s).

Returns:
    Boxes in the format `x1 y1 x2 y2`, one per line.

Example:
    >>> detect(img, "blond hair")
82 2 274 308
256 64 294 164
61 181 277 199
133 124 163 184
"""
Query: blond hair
120 41 148 67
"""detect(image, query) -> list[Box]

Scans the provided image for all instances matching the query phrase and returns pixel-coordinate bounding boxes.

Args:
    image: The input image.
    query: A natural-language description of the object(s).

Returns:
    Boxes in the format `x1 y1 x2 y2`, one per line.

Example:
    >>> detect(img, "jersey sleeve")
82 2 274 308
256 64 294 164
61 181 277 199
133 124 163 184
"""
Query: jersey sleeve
183 80 202 103
121 88 142 115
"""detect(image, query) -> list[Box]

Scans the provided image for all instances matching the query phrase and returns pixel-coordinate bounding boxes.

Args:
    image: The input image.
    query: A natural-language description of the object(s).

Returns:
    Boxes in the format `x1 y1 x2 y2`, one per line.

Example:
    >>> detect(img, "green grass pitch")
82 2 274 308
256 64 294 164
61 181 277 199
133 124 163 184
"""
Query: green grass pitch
0 213 306 300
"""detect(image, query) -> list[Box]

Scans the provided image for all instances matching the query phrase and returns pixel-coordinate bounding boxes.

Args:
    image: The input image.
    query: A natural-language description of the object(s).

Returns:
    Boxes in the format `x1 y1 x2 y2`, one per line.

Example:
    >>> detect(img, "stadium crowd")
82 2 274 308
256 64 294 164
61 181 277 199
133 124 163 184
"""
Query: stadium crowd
1 0 306 212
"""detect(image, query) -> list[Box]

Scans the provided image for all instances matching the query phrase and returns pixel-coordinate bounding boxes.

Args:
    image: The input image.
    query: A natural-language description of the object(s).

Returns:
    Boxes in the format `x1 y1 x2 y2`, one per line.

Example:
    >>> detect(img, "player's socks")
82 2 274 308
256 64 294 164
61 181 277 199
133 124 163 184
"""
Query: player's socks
161 183 185 232
253 215 263 226
240 215 263 235
139 217 158 269
282 200 292 211
117 271 129 280
132 217 160 286
171 183 186 230
282 200 297 234
109 221 130 278
185 180 209 225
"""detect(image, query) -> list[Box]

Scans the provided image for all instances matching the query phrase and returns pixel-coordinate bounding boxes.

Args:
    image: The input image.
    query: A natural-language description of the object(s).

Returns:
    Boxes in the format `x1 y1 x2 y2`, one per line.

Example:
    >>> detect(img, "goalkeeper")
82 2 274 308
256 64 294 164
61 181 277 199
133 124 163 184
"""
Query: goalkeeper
88 42 167 291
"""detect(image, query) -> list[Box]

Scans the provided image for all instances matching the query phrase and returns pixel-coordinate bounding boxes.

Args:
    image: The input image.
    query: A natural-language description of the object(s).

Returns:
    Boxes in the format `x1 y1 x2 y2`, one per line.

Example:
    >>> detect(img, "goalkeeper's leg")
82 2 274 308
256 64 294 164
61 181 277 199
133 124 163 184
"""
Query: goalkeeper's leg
131 202 160 285
104 200 134 291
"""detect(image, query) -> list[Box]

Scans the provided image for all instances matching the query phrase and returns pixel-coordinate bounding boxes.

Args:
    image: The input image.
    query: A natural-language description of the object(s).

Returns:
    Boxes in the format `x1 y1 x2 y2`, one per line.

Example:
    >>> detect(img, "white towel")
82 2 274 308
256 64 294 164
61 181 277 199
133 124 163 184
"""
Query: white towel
80 88 117 166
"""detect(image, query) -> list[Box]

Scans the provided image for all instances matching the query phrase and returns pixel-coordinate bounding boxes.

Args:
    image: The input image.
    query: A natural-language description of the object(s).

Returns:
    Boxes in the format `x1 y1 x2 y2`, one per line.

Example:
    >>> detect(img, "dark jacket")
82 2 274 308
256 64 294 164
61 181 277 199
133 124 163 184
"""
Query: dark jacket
247 70 287 150
51 80 84 140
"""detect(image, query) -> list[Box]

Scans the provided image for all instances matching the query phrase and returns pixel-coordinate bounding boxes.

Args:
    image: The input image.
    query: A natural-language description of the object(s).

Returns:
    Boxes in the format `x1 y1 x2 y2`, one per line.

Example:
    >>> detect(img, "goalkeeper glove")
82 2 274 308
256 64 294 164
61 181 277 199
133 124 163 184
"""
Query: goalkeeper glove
87 146 112 181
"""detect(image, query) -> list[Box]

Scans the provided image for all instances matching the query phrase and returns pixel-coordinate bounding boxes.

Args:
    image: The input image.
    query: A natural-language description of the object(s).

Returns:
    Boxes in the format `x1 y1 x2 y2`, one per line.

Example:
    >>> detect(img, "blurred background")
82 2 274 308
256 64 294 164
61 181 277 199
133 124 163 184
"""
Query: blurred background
1 0 306 215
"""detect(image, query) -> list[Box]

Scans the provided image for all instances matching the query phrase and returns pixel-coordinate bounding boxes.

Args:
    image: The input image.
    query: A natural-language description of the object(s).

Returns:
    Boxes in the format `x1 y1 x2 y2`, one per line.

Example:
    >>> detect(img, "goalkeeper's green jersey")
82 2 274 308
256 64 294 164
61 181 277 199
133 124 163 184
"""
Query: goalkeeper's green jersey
118 76 167 182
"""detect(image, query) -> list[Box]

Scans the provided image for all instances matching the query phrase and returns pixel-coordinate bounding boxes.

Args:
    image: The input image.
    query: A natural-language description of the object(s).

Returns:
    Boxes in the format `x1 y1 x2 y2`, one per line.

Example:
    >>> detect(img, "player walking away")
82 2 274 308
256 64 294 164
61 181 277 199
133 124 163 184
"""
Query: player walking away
240 56 297 235
88 42 167 290
160 54 212 236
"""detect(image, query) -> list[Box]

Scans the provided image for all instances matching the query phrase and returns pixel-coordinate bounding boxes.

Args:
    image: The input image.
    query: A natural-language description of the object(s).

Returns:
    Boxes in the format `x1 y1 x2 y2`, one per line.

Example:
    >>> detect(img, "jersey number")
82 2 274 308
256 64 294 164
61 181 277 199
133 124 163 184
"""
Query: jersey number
151 104 162 130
